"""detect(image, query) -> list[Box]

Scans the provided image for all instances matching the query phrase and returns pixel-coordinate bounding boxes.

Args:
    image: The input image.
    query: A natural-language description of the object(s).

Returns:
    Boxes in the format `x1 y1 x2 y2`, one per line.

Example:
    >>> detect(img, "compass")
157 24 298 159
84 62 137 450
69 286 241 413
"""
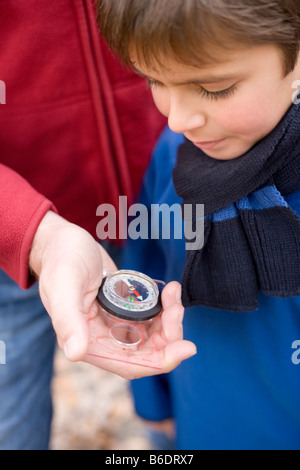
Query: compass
97 270 163 322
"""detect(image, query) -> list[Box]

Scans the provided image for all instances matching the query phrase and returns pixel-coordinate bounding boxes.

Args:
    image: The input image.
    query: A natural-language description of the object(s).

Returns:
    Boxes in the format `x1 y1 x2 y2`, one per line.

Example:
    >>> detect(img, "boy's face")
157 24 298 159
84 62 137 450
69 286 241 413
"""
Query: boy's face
132 44 299 160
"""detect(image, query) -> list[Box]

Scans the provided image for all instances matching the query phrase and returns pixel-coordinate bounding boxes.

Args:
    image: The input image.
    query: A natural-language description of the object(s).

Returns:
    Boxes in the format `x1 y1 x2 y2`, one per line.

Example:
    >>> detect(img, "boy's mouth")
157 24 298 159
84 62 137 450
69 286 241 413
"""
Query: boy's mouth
192 138 226 150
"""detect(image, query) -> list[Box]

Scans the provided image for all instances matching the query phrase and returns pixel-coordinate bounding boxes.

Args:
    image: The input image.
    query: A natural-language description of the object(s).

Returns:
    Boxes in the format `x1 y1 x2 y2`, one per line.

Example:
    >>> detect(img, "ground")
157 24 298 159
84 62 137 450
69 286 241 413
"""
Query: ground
49 348 152 450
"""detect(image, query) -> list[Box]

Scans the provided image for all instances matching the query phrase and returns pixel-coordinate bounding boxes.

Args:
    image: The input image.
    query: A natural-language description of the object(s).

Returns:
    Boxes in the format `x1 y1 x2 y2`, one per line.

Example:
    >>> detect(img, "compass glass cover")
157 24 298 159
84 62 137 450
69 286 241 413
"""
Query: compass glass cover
103 270 159 312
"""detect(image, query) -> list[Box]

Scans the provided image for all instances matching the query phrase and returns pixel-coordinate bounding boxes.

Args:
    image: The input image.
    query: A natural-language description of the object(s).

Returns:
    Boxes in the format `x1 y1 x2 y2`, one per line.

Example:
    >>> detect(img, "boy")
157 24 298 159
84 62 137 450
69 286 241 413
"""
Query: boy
97 0 300 449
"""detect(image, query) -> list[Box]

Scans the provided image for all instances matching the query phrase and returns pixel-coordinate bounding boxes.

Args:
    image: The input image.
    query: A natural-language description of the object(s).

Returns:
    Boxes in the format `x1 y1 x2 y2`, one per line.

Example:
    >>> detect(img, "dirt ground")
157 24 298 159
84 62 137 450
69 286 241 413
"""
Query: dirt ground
49 348 152 450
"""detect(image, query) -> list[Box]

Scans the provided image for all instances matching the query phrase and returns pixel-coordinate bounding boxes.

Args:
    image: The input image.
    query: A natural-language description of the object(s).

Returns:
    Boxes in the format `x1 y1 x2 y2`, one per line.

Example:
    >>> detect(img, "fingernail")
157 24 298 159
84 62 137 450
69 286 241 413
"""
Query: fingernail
64 334 79 360
176 285 182 304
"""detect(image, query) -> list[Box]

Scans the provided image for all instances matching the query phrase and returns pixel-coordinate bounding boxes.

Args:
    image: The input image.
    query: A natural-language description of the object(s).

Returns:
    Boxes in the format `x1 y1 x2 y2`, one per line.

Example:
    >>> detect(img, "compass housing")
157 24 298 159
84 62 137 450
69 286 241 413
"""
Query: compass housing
97 270 162 322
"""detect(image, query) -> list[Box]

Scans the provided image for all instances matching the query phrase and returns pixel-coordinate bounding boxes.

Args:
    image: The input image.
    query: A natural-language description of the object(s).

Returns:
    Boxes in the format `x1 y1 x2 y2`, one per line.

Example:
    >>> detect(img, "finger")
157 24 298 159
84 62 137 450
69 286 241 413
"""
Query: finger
133 339 197 377
98 243 118 273
161 303 184 342
160 282 184 342
84 337 197 379
161 281 182 310
51 299 90 362
162 339 197 373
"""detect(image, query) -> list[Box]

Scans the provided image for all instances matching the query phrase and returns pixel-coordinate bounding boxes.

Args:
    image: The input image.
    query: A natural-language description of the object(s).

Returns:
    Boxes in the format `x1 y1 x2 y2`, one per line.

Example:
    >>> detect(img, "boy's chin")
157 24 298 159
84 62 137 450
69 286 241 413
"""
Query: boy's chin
198 141 254 161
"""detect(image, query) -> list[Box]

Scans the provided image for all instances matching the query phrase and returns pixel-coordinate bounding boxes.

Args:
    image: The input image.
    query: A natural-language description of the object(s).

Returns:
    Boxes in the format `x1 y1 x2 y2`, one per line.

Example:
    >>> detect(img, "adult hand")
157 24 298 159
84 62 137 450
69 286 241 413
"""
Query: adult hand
29 211 196 378
85 280 197 379
29 210 116 361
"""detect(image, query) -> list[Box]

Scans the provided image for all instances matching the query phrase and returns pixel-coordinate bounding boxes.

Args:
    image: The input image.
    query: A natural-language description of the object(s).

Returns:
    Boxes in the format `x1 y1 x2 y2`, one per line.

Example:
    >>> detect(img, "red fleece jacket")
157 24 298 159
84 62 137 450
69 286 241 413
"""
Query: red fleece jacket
0 0 166 288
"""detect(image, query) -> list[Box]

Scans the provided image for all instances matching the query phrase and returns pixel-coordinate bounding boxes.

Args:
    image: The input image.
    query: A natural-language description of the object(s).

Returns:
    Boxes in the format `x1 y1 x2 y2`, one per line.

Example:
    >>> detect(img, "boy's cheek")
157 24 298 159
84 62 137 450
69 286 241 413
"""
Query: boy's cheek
151 90 170 118
221 99 270 137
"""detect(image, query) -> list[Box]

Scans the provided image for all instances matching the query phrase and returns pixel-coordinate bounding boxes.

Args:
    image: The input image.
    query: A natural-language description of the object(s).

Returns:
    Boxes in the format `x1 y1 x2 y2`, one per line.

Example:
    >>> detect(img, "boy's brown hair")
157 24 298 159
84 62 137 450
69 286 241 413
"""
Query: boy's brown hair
97 0 300 76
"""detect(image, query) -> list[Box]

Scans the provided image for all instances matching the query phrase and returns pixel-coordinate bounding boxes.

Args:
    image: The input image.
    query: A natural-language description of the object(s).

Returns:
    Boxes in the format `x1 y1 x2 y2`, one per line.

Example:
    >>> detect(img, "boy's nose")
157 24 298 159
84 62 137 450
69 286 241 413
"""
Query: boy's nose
167 102 206 135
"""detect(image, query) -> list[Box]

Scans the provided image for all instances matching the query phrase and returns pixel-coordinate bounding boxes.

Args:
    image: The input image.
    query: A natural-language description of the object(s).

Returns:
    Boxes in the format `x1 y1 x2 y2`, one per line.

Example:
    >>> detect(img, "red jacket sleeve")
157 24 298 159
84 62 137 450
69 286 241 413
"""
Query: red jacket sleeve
0 164 56 288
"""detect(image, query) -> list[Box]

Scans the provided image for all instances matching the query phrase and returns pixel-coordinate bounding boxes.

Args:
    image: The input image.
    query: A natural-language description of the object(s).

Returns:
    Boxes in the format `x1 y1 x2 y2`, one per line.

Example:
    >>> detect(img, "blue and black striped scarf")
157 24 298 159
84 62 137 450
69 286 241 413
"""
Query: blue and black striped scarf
173 103 300 311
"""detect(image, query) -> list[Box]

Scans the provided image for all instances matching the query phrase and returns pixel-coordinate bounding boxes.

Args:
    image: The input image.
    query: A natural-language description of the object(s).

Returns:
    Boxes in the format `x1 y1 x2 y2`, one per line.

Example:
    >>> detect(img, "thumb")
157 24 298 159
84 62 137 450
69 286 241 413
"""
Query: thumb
60 311 90 362
49 295 91 362
39 268 98 362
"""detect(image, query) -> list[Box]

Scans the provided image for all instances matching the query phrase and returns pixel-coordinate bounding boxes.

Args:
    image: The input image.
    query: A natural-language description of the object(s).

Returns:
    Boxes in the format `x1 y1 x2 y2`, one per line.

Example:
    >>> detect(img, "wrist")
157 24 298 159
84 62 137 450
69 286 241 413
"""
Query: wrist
29 210 69 277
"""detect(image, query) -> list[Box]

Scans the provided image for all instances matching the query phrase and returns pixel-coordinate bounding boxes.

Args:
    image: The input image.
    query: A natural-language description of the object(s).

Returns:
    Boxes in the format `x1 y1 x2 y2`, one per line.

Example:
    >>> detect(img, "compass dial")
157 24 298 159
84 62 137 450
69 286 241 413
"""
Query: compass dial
97 270 162 321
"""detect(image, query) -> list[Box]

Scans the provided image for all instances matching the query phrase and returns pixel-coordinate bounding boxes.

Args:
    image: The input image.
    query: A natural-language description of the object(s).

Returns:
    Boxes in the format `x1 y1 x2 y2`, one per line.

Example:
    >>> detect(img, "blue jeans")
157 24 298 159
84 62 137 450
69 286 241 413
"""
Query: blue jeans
0 269 56 450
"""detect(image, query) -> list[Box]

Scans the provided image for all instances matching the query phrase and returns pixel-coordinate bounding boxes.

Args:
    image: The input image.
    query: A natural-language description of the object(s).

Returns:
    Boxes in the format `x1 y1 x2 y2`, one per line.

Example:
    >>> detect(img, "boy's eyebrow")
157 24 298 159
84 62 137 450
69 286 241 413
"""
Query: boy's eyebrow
132 66 237 85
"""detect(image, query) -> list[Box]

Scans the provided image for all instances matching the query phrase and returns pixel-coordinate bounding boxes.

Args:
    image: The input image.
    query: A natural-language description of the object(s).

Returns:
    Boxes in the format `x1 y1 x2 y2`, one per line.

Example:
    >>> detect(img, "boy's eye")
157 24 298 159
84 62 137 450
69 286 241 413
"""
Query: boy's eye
196 84 237 100
146 78 237 100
